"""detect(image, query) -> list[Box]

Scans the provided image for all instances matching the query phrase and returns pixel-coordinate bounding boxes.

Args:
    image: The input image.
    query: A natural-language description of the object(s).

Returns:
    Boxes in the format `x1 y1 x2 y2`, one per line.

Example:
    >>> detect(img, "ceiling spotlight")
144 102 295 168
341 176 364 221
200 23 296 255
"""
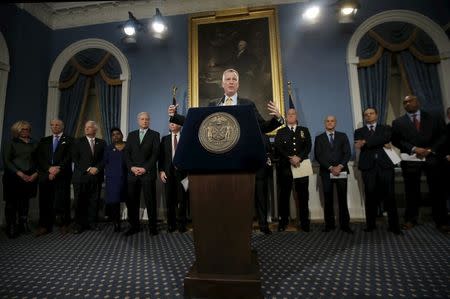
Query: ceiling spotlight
124 24 136 36
122 11 142 37
338 0 359 23
302 6 320 22
150 8 167 36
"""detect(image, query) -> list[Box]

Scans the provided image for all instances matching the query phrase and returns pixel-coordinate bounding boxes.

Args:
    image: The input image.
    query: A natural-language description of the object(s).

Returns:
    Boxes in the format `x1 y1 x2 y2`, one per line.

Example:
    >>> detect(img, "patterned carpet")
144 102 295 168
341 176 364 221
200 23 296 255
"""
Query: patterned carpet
1 222 449 298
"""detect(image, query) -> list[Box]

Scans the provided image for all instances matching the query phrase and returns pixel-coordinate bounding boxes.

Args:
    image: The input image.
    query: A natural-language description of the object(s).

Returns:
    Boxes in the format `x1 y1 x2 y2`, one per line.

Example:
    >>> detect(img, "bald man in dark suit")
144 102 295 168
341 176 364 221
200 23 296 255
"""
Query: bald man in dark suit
392 95 448 233
315 115 352 233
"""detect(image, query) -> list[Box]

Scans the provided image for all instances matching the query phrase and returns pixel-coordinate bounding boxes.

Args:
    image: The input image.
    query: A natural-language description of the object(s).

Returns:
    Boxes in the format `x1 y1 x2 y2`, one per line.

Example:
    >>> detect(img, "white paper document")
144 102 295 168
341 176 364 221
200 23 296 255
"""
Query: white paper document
384 148 402 165
330 171 348 179
291 159 313 179
181 177 189 191
400 153 425 162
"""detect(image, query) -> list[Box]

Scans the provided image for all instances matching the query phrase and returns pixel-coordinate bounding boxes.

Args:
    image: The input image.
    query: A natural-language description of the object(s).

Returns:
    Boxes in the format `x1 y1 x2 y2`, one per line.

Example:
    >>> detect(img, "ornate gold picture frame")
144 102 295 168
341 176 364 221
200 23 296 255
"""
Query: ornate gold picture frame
189 7 285 120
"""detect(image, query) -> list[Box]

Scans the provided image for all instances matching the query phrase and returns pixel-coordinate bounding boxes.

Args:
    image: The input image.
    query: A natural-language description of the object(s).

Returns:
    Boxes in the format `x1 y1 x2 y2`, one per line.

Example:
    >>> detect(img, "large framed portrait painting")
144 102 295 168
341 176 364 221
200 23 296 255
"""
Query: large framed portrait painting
189 7 285 120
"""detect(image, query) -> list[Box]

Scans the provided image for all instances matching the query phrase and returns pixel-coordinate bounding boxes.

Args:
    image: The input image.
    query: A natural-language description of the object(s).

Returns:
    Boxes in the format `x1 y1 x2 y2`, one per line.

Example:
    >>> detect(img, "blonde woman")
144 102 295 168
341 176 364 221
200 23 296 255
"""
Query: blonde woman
2 120 38 238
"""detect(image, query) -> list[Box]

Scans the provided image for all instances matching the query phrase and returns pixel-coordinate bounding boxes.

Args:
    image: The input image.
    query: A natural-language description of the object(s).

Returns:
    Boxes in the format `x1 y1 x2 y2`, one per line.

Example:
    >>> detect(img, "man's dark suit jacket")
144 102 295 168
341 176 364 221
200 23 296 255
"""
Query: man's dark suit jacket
442 123 450 157
314 131 351 174
170 96 281 134
274 125 312 171
354 125 393 171
392 110 446 157
125 129 160 180
158 134 187 179
36 134 73 182
72 137 106 184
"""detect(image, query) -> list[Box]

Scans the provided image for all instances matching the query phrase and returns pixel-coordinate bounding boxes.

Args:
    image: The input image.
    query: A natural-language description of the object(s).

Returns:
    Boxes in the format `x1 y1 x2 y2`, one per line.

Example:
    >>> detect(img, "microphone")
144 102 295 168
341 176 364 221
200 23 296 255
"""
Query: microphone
218 96 225 106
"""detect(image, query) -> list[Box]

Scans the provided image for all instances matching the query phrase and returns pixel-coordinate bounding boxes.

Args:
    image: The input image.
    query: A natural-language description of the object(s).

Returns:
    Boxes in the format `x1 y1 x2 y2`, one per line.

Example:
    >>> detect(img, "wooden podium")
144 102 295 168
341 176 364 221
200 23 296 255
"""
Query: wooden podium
173 106 266 299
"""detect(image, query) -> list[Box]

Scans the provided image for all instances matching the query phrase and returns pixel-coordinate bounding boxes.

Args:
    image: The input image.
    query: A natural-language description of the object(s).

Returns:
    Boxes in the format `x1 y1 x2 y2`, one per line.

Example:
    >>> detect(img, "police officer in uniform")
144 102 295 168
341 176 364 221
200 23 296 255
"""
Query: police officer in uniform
275 104 312 232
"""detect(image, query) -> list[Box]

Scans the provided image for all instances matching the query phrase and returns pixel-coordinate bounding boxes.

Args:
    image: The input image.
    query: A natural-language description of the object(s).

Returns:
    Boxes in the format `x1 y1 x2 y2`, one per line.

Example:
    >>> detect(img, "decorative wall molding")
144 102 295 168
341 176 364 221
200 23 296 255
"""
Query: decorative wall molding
18 0 305 30
47 38 131 136
347 10 450 129
0 32 10 150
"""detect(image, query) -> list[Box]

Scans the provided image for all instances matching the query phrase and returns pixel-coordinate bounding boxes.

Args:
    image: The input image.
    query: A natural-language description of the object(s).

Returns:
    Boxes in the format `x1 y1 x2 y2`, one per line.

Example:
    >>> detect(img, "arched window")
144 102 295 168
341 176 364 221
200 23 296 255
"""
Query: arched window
347 10 450 128
356 22 443 125
58 48 122 143
46 39 130 141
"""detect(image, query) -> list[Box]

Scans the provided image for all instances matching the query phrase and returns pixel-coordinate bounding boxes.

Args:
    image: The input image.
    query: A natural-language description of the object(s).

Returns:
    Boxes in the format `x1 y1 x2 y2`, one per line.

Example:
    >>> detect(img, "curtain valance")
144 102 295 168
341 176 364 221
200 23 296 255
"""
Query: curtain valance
357 22 440 67
59 49 122 89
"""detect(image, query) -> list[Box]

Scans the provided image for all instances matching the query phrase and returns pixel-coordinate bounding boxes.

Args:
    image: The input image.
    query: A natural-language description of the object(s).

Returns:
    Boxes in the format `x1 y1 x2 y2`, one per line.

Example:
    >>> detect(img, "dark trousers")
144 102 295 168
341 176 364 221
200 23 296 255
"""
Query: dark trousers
164 170 188 230
255 165 271 229
5 196 30 228
3 172 36 228
320 175 350 229
73 182 101 229
127 176 157 230
38 177 71 230
361 165 399 230
401 159 447 226
106 203 121 223
278 171 310 230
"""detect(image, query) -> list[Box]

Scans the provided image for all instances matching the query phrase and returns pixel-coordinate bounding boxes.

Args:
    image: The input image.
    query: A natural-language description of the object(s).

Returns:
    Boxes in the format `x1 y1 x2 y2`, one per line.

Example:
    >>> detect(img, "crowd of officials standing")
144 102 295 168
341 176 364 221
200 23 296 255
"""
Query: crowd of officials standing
3 69 450 239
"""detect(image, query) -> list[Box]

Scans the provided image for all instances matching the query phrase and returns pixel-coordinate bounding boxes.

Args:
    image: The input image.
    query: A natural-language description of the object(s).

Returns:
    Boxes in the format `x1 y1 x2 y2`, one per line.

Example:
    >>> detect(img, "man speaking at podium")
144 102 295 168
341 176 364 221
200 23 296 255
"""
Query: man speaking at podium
168 68 284 134
167 68 284 234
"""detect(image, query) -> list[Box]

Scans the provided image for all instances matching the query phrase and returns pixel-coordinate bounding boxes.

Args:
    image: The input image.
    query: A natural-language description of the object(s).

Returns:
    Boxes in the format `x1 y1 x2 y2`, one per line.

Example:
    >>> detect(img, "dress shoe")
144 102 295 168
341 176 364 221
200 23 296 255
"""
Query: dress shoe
388 227 403 235
6 224 18 239
363 227 375 232
18 218 31 234
89 224 102 231
401 222 415 230
260 227 272 235
322 226 336 233
124 227 140 236
437 225 450 234
60 225 70 235
178 226 188 233
167 226 177 233
277 225 286 232
72 224 84 234
149 228 158 236
113 222 121 233
35 227 49 237
298 226 310 232
341 227 354 234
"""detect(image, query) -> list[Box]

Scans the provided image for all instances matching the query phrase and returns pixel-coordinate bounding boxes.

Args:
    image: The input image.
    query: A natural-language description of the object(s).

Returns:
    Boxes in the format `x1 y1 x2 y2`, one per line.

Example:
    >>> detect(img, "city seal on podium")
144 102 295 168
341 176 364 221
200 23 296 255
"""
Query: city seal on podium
198 112 240 154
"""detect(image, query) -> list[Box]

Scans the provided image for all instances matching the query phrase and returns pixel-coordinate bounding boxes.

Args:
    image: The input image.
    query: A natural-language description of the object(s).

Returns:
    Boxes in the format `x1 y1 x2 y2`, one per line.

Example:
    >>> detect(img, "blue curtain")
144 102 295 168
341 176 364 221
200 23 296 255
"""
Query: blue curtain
58 49 122 141
358 52 391 124
399 51 444 116
59 75 88 136
357 22 441 123
95 75 121 145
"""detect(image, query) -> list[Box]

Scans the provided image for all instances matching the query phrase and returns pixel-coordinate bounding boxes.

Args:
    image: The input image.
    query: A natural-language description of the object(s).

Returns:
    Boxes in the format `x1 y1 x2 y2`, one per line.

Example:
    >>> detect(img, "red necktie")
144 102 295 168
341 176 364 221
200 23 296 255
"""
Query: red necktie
412 114 420 131
172 134 178 159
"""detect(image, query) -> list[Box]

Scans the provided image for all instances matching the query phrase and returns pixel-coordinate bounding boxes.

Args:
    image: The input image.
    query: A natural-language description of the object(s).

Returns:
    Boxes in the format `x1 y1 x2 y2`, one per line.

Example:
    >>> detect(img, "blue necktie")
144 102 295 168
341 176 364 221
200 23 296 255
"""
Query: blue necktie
329 133 334 147
52 135 59 153
52 135 59 163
